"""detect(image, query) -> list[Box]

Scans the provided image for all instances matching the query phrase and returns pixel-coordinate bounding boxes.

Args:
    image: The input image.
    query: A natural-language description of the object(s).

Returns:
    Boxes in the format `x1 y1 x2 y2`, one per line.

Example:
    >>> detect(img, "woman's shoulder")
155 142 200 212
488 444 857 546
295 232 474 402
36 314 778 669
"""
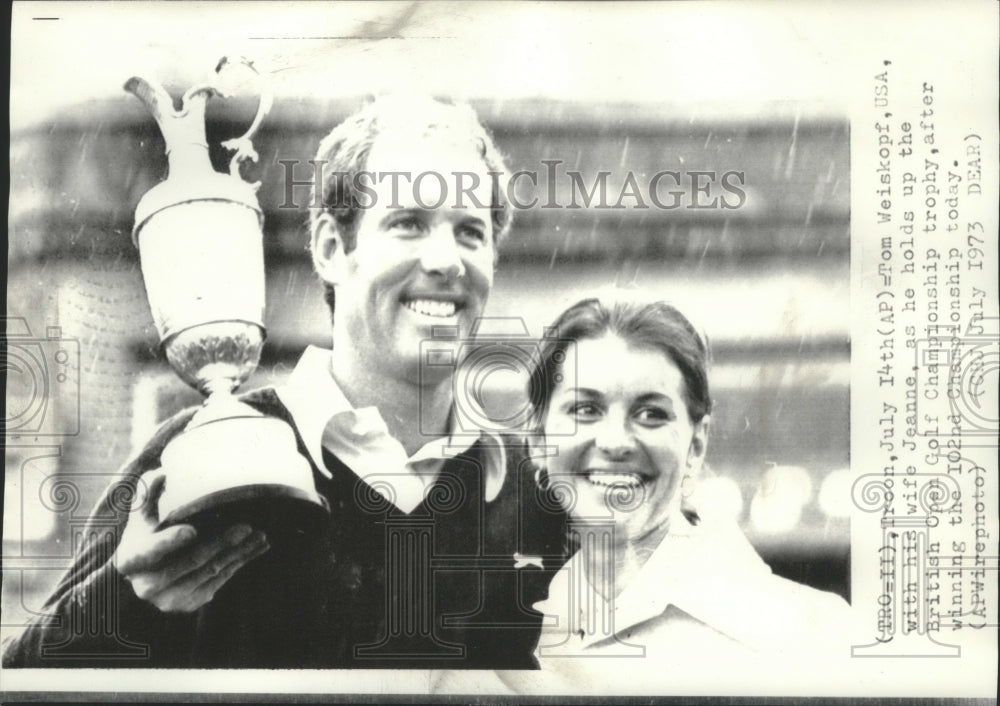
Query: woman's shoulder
689 518 851 647
759 569 851 625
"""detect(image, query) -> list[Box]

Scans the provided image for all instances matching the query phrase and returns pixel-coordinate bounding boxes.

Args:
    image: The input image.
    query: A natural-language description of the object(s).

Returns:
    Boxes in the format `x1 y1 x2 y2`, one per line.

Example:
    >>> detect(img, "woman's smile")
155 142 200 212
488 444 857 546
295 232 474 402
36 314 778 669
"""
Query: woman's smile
582 470 648 488
542 334 707 542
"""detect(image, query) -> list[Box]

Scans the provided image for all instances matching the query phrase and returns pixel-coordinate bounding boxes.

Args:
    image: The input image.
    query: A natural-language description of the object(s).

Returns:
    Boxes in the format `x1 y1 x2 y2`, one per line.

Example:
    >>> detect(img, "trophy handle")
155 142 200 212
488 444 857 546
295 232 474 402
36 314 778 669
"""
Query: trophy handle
124 76 215 178
214 56 273 185
125 56 273 186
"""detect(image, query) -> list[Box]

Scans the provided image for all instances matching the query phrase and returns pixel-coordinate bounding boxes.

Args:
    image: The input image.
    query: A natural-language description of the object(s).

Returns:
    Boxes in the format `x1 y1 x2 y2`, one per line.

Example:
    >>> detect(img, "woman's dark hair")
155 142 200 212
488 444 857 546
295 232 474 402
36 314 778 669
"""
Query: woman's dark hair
528 297 712 428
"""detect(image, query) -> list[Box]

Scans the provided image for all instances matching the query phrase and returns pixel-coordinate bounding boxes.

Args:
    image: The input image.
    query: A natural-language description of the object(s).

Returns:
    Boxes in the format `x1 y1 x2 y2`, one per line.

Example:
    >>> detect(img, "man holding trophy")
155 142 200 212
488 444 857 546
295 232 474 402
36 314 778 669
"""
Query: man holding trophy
3 66 565 669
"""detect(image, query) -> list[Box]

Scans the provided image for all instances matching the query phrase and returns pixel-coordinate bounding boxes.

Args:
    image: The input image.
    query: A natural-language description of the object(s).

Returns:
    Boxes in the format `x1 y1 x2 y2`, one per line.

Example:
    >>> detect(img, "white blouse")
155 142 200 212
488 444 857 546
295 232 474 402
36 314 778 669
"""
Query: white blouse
520 517 853 694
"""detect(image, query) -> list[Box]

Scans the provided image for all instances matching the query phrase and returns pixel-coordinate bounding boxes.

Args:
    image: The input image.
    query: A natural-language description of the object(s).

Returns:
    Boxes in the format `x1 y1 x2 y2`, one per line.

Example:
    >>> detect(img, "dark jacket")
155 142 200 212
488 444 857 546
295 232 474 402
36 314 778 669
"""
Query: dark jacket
2 388 566 668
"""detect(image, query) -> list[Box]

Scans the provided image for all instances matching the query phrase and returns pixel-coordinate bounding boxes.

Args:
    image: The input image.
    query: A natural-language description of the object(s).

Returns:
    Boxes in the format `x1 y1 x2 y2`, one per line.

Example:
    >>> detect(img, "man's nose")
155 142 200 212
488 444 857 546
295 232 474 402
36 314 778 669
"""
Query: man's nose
419 224 465 279
594 414 637 460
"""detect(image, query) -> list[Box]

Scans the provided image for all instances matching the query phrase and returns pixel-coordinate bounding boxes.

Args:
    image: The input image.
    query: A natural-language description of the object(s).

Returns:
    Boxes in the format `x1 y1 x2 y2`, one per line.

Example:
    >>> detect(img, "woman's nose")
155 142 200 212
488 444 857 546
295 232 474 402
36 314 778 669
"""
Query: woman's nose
594 416 637 460
419 225 466 279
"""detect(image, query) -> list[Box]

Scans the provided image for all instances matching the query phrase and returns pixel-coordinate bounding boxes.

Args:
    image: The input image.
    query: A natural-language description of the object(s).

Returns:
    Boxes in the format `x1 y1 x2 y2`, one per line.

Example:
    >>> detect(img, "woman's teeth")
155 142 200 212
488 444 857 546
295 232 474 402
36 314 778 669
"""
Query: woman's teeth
586 472 644 488
405 299 457 318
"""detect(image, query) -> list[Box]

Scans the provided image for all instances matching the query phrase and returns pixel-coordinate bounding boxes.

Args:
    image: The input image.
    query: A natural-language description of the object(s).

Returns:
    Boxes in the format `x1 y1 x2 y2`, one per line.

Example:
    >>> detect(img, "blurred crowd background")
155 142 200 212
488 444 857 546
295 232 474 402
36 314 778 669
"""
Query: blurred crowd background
6 4 849 631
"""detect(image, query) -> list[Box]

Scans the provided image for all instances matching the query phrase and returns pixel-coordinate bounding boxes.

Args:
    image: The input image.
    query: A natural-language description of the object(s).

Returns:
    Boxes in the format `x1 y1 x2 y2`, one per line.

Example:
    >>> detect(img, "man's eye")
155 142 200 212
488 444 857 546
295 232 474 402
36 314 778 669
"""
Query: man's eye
456 224 487 245
389 216 426 233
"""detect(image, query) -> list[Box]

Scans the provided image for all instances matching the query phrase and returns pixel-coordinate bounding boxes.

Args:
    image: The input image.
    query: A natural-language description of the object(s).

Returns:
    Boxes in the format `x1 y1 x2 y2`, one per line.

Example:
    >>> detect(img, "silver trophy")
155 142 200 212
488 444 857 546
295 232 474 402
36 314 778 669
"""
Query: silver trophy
126 58 328 534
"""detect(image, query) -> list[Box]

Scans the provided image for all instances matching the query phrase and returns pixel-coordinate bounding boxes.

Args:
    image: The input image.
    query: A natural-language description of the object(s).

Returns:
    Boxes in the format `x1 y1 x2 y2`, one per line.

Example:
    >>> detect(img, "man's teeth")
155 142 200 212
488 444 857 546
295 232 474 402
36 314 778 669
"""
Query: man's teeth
586 473 643 488
404 299 457 318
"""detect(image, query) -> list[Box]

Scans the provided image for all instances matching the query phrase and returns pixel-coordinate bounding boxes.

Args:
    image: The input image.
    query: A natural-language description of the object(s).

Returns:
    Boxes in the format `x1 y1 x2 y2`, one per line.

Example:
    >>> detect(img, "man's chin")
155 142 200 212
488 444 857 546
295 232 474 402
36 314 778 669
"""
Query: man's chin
389 335 453 385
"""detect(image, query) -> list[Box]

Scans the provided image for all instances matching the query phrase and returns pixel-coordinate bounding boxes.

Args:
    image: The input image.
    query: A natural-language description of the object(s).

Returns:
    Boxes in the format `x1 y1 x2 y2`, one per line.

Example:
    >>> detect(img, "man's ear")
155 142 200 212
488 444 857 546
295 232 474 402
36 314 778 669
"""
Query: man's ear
311 213 348 286
686 416 710 473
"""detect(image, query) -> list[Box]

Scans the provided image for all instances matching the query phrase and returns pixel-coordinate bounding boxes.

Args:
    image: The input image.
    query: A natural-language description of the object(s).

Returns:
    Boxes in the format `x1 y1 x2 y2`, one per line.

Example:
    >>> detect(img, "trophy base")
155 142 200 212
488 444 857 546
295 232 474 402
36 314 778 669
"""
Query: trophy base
158 483 330 544
154 404 331 545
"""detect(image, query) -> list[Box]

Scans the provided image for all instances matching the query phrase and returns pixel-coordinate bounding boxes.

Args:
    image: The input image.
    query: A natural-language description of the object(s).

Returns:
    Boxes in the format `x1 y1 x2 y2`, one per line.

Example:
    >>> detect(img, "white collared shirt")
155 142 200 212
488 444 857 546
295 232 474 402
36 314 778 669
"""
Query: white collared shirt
529 516 852 690
275 346 507 513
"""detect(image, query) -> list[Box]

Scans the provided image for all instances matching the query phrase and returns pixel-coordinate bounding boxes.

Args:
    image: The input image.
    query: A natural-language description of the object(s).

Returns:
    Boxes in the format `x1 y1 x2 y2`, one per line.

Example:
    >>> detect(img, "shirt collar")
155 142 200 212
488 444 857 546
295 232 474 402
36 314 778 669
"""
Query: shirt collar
275 345 506 513
534 518 771 649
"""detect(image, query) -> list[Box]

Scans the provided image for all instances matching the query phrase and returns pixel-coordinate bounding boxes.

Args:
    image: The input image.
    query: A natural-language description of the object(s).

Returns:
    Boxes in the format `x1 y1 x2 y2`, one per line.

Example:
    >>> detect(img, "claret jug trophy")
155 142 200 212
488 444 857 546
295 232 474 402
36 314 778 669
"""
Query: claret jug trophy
126 57 328 538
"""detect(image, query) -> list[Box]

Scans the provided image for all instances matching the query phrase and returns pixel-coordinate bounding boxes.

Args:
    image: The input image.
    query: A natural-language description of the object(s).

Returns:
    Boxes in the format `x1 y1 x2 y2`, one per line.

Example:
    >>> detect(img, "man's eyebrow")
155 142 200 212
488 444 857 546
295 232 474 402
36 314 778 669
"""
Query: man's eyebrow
377 209 488 227
377 207 424 225
456 214 487 227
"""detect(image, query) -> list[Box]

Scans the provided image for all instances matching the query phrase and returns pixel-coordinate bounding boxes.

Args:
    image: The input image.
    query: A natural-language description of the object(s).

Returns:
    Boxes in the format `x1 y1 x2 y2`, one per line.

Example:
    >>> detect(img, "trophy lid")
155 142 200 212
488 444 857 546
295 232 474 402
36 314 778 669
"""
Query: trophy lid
125 62 270 246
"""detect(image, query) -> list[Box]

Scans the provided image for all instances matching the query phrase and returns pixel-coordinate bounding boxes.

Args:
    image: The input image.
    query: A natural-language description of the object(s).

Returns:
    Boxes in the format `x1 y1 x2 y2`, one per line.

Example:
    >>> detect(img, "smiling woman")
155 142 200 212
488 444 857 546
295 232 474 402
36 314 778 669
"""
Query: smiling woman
530 299 711 558
511 296 853 691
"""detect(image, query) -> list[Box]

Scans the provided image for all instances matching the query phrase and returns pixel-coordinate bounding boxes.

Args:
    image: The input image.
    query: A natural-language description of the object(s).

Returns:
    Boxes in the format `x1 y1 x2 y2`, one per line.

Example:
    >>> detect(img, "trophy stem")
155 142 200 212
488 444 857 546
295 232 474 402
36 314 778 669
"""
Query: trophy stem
204 376 238 398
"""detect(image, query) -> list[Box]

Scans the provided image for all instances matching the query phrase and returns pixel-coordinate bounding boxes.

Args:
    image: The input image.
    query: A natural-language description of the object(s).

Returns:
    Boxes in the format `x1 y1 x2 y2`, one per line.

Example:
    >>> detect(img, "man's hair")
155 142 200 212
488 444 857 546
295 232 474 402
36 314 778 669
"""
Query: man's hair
309 95 513 316
528 297 713 429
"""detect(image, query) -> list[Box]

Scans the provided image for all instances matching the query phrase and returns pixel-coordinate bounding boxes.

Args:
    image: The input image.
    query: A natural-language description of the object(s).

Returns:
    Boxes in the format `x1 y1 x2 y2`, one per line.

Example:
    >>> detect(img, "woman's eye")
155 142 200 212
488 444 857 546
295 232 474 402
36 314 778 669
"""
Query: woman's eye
567 402 602 420
634 406 672 425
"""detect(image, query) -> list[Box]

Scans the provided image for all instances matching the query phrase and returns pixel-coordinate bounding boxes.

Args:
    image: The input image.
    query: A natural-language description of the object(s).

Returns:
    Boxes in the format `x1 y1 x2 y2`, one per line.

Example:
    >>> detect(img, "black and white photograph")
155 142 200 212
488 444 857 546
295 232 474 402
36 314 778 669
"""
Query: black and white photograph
3 1 997 701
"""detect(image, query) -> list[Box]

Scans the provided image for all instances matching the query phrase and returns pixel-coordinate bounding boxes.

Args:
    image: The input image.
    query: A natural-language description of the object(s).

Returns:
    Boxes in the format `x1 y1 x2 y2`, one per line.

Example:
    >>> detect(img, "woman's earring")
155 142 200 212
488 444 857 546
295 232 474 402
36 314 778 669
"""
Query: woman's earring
680 474 694 498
